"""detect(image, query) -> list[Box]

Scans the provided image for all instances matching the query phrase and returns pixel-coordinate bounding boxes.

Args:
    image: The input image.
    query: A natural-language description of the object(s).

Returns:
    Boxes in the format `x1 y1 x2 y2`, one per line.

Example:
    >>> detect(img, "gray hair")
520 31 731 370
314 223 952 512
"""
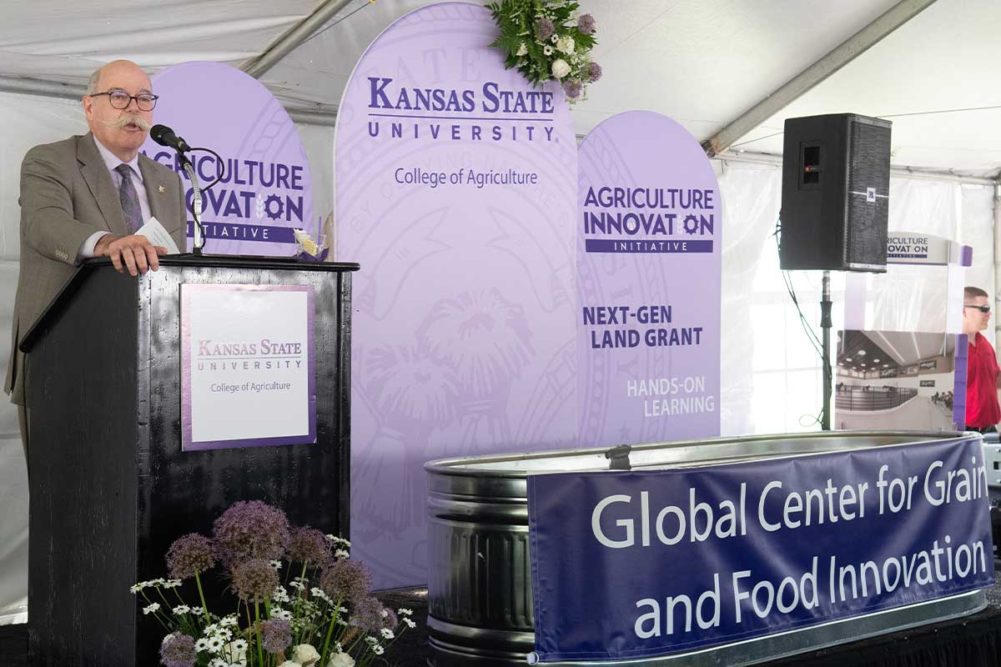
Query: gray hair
85 66 103 96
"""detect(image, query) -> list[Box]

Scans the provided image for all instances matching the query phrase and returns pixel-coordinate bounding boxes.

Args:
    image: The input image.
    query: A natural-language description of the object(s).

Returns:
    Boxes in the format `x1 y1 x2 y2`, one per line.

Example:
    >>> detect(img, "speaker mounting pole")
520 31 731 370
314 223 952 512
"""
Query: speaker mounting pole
821 271 833 430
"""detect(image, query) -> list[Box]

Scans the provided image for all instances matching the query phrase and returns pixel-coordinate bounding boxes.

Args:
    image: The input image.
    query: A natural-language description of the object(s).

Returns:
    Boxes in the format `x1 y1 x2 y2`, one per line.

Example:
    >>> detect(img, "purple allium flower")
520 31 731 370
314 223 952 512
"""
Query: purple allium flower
260 617 293 654
230 558 279 603
160 632 196 667
212 501 290 566
349 596 385 633
319 559 371 605
535 17 555 41
563 80 582 99
586 61 603 83
166 533 216 580
288 527 332 566
577 13 596 35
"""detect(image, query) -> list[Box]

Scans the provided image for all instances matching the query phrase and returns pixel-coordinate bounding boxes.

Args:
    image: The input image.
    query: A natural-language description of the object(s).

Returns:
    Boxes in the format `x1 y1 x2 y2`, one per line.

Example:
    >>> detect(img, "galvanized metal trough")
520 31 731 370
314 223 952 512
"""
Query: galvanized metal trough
426 431 987 666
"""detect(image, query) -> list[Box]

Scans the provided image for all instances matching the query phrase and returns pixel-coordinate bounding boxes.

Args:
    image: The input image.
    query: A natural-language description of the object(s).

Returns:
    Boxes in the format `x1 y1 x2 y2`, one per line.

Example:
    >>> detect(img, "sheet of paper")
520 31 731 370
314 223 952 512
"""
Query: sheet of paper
136 216 181 254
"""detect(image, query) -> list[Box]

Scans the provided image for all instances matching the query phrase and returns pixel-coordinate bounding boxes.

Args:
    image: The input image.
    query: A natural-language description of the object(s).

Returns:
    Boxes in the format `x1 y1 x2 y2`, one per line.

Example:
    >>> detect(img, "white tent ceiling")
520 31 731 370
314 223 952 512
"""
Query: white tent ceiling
1 0 999 178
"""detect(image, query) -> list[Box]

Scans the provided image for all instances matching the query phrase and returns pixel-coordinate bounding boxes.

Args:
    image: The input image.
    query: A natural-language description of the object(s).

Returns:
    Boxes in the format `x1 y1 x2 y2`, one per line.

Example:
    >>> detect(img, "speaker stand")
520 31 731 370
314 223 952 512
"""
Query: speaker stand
820 271 833 430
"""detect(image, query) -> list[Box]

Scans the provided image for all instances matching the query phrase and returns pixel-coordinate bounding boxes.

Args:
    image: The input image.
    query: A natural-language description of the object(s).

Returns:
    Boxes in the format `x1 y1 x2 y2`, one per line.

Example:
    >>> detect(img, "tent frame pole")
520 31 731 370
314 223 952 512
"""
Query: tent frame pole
241 0 356 79
703 0 938 157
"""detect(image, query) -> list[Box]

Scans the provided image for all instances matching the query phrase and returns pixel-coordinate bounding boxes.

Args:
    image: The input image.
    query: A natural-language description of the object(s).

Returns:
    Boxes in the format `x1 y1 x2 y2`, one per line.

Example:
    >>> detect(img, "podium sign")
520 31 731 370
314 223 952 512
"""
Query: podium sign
181 284 316 450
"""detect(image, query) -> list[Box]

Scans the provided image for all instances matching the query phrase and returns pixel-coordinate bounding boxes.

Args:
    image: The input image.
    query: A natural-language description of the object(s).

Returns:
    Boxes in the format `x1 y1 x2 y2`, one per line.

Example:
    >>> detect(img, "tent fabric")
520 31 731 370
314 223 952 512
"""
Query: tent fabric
0 0 998 605
1 1 998 175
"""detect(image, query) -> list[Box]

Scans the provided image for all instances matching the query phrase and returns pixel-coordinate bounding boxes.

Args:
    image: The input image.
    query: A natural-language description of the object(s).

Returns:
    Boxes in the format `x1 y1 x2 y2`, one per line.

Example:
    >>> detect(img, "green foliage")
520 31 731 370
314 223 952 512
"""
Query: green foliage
487 0 600 102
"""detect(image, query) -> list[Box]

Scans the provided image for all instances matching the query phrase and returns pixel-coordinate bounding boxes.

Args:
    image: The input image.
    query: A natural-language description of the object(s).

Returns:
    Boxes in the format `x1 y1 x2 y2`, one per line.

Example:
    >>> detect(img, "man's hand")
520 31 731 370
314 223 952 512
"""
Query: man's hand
94 233 168 276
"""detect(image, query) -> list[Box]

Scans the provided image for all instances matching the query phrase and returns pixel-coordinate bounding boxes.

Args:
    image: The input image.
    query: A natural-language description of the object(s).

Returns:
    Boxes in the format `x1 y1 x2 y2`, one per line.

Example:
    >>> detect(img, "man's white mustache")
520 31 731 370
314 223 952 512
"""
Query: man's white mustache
104 114 151 131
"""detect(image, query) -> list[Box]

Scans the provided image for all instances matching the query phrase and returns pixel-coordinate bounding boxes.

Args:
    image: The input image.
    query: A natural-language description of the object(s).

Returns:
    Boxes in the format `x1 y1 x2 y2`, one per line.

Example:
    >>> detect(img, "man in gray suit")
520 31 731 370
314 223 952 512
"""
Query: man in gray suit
5 59 187 457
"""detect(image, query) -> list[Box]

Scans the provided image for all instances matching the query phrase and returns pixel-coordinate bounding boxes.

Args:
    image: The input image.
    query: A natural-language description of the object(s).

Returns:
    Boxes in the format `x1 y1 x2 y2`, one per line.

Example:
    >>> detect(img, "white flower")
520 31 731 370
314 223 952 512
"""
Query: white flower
270 560 283 570
516 43 528 56
380 628 395 639
325 535 350 549
195 637 211 652
209 659 228 667
293 643 322 665
272 608 293 621
207 636 226 652
403 617 416 629
311 587 331 602
279 662 300 667
172 605 191 615
327 652 355 667
550 34 558 43
223 639 248 662
163 579 183 589
551 59 571 79
220 615 239 627
556 35 575 55
397 608 413 616
543 45 553 56
289 580 306 591
372 645 385 656
142 603 160 615
334 549 349 559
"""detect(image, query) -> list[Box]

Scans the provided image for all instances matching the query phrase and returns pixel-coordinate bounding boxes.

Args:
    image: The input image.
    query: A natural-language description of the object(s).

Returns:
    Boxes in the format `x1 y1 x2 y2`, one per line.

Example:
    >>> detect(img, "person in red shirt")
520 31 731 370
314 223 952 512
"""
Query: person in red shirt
963 286 1001 432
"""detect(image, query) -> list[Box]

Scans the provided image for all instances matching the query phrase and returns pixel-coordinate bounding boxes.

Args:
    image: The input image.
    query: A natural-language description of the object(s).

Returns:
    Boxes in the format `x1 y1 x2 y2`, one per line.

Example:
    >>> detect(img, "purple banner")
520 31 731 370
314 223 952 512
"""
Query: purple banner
335 3 578 587
144 61 317 255
529 436 994 661
584 239 714 253
577 111 722 447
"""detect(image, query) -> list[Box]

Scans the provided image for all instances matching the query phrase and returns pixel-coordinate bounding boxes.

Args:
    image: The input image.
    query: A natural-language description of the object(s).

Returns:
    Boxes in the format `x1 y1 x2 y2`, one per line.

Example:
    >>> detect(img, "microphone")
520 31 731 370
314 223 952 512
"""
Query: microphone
150 124 192 153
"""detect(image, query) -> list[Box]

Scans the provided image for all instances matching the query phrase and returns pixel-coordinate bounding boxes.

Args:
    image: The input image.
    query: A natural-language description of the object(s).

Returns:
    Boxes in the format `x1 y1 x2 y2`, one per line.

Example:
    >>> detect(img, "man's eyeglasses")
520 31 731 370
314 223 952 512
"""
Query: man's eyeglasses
89 89 159 111
965 304 991 313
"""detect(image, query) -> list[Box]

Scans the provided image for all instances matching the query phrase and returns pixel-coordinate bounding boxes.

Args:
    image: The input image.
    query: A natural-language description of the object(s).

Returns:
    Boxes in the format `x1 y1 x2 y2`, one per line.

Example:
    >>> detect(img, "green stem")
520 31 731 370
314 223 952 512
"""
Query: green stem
318 600 342 665
194 572 210 621
318 618 336 664
255 601 264 667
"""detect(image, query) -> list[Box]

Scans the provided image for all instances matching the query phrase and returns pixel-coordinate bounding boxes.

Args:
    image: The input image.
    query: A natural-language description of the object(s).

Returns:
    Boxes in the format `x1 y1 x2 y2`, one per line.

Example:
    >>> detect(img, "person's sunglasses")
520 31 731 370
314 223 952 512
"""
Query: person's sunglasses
965 304 991 313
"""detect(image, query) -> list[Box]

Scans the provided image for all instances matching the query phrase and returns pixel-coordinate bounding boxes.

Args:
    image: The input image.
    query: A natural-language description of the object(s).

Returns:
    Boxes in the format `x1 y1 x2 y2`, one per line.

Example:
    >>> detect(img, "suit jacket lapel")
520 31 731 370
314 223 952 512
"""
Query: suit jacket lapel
77 133 128 236
139 154 169 223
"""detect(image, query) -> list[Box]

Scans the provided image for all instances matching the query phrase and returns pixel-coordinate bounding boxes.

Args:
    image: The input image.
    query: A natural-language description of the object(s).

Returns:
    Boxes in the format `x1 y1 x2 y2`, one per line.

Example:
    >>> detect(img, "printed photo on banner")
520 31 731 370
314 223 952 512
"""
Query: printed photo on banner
835 330 962 430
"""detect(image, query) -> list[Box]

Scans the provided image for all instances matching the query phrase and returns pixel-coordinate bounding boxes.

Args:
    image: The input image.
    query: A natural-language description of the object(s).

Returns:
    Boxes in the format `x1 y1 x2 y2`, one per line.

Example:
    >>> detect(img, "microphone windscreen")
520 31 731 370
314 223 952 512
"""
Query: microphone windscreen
150 124 175 147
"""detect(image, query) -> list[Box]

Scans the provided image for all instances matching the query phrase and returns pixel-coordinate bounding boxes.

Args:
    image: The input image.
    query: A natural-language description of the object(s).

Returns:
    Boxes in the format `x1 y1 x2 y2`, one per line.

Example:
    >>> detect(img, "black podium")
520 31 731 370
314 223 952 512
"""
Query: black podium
20 256 358 666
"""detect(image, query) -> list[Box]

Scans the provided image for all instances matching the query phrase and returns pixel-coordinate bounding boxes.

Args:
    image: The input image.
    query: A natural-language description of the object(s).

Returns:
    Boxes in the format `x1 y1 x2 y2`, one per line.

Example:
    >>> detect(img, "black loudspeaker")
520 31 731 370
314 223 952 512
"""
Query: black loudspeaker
779 113 891 272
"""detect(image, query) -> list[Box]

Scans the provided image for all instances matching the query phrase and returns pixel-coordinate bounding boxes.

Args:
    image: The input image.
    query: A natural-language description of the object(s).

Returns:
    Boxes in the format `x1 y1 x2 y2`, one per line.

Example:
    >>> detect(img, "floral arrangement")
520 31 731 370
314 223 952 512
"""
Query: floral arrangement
487 0 601 102
132 501 415 667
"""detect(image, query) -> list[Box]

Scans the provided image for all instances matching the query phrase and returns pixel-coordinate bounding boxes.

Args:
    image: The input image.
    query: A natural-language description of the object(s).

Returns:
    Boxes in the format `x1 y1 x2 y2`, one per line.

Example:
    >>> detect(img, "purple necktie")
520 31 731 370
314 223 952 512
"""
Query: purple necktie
115 163 142 233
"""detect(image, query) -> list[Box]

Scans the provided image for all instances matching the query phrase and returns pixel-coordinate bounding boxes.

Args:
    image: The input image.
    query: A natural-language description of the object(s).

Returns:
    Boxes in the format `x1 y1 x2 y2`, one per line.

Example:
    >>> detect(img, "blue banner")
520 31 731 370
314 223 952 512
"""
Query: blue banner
528 437 994 662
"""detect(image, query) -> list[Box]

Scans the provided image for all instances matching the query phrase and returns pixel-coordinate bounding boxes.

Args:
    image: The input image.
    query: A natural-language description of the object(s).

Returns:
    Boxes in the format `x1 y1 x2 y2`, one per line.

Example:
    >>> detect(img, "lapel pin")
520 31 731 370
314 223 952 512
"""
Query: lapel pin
157 185 166 193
